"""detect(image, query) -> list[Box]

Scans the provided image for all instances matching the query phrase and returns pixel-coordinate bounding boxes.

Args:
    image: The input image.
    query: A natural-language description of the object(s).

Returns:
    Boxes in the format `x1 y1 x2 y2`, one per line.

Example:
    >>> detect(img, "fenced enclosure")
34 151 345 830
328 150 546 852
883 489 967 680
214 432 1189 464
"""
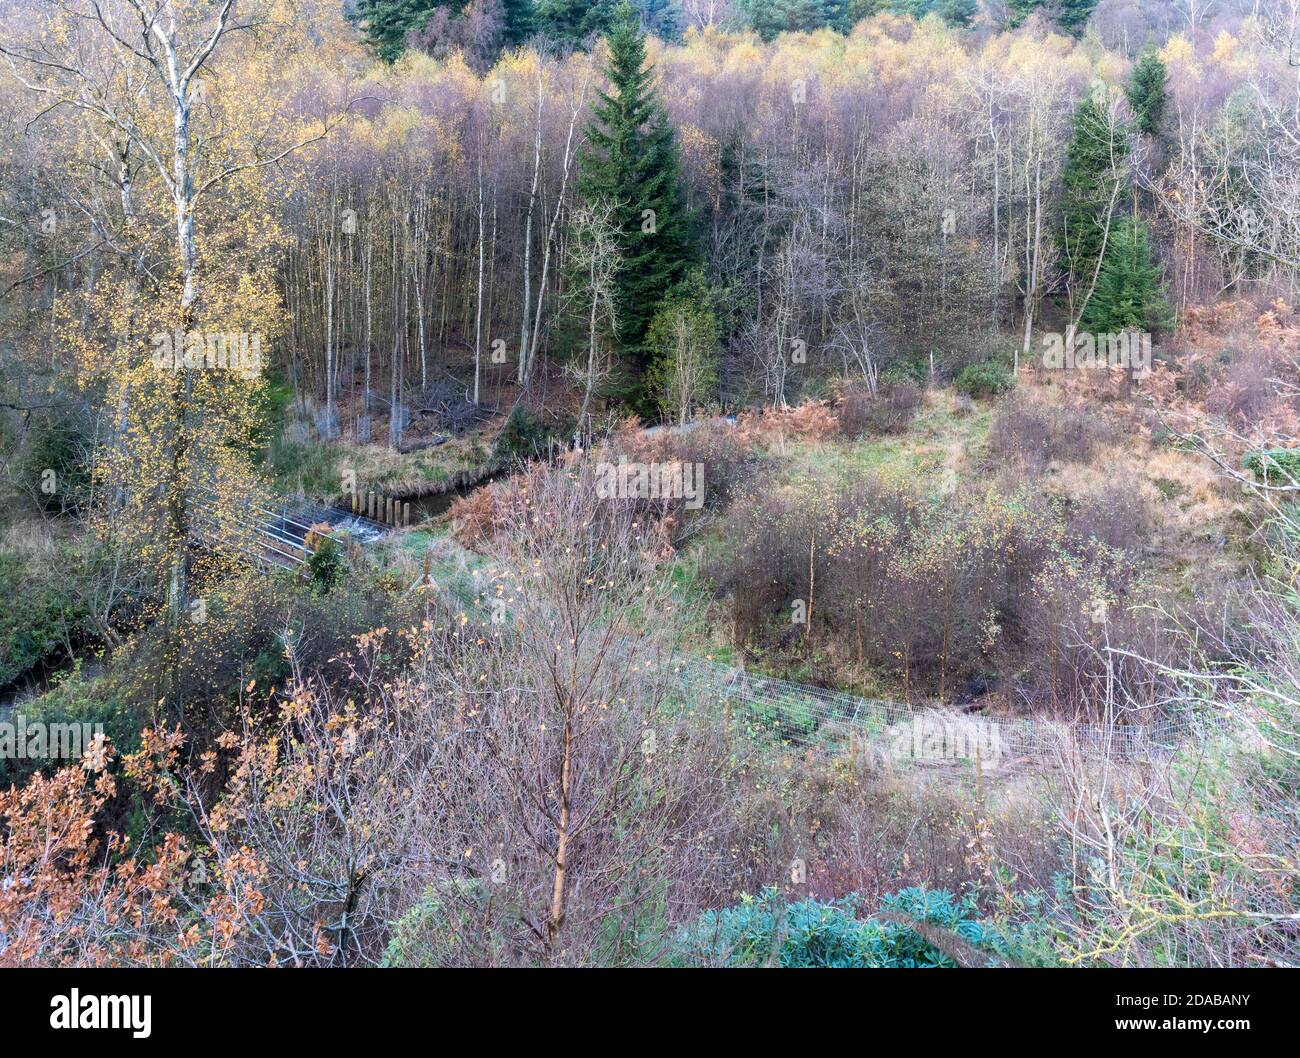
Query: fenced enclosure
192 489 392 568
436 568 1237 770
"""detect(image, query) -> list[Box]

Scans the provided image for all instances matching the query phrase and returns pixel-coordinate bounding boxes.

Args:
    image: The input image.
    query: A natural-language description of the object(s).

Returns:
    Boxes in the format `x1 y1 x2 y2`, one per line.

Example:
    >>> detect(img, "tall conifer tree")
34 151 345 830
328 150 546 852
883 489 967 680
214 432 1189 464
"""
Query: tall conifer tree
1056 91 1129 297
355 0 447 62
1127 46 1168 137
577 1 695 407
502 0 536 44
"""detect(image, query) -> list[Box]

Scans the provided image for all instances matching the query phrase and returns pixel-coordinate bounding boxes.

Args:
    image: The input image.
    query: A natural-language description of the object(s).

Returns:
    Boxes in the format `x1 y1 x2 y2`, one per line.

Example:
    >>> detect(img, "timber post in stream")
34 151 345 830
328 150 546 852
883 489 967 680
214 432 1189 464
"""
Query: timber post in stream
346 490 410 528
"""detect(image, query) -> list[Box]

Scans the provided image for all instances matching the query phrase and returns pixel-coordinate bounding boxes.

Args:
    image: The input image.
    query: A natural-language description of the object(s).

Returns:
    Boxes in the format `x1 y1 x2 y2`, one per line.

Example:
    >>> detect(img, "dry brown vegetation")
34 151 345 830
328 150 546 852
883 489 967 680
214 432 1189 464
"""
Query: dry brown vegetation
4 0 1300 973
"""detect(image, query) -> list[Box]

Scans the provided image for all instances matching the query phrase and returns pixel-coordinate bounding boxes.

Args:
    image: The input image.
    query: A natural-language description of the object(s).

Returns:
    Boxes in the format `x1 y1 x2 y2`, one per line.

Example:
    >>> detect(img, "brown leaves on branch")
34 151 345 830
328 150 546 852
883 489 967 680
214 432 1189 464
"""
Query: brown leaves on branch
0 745 267 967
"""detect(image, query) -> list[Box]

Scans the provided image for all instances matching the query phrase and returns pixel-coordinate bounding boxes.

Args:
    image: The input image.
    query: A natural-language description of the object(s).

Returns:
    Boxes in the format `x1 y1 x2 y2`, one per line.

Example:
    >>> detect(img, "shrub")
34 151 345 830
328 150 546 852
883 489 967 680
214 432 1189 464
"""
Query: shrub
447 481 502 546
880 356 929 385
1206 353 1279 426
449 464 548 547
1067 481 1151 553
955 361 1014 398
22 414 91 515
0 679 141 787
837 380 922 438
707 472 1186 715
306 535 348 594
0 551 88 688
674 887 1012 968
493 405 572 464
988 394 1102 472
611 421 762 514
1245 448 1300 487
382 881 516 967
101 571 412 738
735 400 838 444
745 692 819 742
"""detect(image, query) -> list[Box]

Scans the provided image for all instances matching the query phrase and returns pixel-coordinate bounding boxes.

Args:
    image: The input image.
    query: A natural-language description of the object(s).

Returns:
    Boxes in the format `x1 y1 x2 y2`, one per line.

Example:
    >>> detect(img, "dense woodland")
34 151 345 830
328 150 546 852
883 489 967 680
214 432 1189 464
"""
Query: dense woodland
1 0 1300 970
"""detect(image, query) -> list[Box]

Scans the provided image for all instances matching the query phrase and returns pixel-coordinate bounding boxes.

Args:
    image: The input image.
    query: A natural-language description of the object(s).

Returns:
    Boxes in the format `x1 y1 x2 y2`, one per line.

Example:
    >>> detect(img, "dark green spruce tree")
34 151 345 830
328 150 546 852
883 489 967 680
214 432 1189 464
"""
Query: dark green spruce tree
819 0 853 33
1055 0 1098 34
537 0 679 44
357 0 531 60
1004 0 1096 34
577 1 696 408
354 0 447 63
1126 46 1168 137
639 0 683 38
502 0 536 44
1003 0 1038 26
862 0 975 29
1081 216 1173 334
1056 91 1130 297
748 0 853 37
533 0 585 43
935 0 978 26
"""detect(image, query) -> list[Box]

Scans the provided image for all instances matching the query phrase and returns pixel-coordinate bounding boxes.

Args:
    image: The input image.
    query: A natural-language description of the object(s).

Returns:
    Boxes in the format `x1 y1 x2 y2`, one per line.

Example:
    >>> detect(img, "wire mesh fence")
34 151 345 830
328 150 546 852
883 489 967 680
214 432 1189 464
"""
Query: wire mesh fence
192 489 393 568
671 656 1232 764
436 571 1237 769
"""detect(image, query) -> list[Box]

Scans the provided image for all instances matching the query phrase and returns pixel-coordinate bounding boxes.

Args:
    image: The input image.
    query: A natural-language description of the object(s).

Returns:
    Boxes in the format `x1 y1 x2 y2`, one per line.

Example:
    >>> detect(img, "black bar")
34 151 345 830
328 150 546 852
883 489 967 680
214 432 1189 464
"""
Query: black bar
1 966 1288 1046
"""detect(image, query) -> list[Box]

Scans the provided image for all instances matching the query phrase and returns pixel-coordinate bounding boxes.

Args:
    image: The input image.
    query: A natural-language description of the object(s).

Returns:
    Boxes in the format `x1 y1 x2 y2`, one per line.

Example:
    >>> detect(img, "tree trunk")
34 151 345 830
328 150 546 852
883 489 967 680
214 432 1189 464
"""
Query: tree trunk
546 719 574 950
518 80 543 385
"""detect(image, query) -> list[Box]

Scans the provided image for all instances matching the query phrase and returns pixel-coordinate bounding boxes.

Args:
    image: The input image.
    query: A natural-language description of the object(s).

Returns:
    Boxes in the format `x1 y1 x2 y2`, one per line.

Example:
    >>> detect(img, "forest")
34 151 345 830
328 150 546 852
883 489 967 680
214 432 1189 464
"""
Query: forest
1 0 1299 973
